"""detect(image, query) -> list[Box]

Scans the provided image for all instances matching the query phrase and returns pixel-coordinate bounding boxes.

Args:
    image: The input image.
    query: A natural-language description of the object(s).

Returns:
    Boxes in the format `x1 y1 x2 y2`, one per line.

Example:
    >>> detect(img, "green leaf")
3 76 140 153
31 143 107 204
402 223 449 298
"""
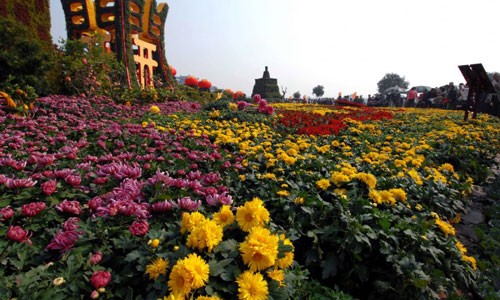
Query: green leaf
208 258 234 277
268 279 289 300
124 250 142 262
321 252 338 279
216 239 239 258
301 206 314 215
412 270 431 288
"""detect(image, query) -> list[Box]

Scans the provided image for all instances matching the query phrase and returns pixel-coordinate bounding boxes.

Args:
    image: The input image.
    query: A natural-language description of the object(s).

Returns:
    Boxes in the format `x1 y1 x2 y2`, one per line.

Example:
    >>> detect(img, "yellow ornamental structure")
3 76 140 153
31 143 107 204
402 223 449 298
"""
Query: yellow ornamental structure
61 0 174 89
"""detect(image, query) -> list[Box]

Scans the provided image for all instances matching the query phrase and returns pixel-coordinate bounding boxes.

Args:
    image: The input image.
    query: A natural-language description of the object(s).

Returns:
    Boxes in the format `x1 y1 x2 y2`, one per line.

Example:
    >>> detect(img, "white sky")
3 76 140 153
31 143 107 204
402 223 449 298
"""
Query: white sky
50 0 500 98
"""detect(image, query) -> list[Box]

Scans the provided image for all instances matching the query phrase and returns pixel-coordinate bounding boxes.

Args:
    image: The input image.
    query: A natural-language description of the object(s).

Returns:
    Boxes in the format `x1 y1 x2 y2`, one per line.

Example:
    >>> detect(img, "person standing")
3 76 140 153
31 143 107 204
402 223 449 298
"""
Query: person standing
407 87 417 107
491 73 500 116
458 83 469 109
446 82 458 109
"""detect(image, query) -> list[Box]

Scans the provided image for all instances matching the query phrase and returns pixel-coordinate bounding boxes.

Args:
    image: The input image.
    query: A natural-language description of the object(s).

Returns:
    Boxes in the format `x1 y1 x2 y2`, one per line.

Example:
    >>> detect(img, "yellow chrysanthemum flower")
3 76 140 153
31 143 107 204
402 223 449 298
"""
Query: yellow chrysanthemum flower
368 189 382 205
316 179 331 191
267 269 285 287
353 172 377 189
389 188 406 203
276 234 294 269
435 218 456 236
236 271 269 300
168 253 209 297
1 91 16 108
293 197 304 205
236 198 270 232
239 227 279 272
53 277 65 286
450 213 462 224
209 110 220 118
340 165 357 177
277 190 290 197
180 212 207 234
263 173 277 180
330 171 350 187
455 240 467 255
148 238 160 248
408 169 423 185
187 218 224 252
145 257 169 280
228 102 238 111
439 163 455 173
150 105 160 114
196 296 222 300
213 205 235 228
394 159 407 168
462 254 477 270
379 190 396 206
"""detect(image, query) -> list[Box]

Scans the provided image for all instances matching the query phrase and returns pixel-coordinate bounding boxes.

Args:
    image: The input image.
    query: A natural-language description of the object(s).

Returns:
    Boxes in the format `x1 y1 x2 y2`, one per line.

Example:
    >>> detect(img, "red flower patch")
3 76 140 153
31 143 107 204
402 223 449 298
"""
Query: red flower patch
277 106 393 136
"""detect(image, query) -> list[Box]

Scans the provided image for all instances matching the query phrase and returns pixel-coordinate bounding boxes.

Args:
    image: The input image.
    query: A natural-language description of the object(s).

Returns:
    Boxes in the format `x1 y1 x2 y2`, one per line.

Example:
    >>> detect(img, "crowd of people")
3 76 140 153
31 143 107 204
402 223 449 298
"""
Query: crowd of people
366 74 500 117
367 83 465 109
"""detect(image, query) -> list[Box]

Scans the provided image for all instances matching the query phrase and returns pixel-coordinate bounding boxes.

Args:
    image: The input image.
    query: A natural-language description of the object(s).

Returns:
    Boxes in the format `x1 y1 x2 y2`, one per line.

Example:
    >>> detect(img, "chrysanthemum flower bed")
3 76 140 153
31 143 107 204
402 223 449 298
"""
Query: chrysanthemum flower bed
1 95 499 299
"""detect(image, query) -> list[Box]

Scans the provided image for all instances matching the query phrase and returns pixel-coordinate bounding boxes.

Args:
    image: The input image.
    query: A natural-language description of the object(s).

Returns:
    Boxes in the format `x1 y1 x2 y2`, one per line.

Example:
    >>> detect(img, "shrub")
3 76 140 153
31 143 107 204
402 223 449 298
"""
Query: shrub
59 34 127 98
0 18 60 96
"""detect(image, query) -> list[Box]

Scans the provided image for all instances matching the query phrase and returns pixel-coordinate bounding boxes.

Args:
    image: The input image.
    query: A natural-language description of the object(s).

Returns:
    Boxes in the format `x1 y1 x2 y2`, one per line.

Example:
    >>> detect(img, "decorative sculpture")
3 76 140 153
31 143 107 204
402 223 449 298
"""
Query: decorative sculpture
60 0 174 89
251 66 281 100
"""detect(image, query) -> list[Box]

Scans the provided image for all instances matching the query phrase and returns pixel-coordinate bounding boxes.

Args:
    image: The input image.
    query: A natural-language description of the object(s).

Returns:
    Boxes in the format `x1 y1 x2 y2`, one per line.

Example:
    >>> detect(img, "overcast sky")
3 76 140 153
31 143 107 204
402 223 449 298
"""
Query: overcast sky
50 0 500 98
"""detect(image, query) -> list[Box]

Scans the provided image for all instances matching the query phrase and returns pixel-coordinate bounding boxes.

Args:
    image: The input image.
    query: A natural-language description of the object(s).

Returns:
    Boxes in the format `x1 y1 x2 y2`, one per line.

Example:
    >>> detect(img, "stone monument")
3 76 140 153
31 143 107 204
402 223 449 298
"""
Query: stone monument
251 66 281 99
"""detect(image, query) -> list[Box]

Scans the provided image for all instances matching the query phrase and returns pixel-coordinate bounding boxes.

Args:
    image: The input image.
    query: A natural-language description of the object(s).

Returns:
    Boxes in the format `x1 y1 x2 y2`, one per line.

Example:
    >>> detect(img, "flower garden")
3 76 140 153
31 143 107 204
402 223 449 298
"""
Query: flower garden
1 94 499 300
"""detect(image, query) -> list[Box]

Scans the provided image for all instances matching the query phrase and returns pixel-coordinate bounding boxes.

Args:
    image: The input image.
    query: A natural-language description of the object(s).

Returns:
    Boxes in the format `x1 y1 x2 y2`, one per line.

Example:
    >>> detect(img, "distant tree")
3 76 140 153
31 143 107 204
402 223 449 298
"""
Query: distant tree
312 85 324 98
377 73 409 94
293 91 301 99
281 86 287 99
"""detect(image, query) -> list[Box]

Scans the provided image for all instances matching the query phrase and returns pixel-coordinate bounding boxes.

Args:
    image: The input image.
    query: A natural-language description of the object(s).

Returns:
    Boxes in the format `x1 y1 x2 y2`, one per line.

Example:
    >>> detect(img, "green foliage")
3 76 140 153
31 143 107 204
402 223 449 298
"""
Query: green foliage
215 109 493 299
0 18 59 96
377 73 409 94
172 85 222 105
471 176 500 299
0 76 38 107
203 99 231 111
59 34 127 98
293 91 301 99
312 85 325 98
223 109 274 124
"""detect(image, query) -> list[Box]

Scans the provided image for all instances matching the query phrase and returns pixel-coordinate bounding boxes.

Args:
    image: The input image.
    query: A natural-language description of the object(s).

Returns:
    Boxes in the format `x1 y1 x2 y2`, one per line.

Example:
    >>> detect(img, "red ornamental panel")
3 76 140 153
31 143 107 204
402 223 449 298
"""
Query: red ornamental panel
184 76 198 87
35 0 46 11
169 65 176 76
0 0 7 17
233 91 245 100
198 79 211 89
14 2 30 27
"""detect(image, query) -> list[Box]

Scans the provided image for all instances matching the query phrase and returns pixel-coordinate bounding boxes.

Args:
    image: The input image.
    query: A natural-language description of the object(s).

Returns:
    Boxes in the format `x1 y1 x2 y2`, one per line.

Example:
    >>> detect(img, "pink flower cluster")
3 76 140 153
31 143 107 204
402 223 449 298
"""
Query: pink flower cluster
253 94 275 115
21 202 46 217
0 206 14 221
1 95 241 263
56 200 82 215
7 225 32 245
46 217 82 253
90 270 112 288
